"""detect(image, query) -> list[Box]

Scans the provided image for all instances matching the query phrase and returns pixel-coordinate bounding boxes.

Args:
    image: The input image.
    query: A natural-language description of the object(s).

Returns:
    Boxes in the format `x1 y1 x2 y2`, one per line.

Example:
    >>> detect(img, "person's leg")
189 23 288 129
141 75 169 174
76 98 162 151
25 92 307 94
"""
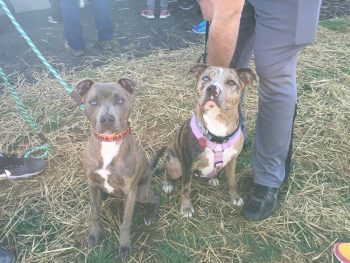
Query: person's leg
244 0 321 220
229 1 256 144
49 0 62 22
90 0 114 42
60 0 85 51
160 0 170 18
160 0 169 10
0 247 15 263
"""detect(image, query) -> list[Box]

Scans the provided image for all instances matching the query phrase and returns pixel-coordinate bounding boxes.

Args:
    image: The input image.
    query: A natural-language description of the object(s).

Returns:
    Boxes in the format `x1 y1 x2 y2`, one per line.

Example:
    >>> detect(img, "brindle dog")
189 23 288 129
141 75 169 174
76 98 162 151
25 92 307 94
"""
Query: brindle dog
74 79 160 260
163 64 256 218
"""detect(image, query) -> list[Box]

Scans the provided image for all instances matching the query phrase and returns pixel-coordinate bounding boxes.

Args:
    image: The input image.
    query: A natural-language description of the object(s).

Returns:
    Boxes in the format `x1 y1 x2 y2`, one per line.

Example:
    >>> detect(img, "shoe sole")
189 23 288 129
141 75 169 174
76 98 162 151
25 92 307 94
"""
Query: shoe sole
0 167 46 180
159 15 170 18
191 29 205 34
141 14 155 18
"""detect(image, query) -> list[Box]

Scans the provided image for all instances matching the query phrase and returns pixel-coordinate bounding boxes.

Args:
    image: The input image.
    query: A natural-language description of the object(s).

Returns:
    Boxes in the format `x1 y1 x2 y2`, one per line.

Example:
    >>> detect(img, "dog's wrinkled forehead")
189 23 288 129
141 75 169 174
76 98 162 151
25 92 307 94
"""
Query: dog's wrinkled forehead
86 82 130 101
201 66 240 85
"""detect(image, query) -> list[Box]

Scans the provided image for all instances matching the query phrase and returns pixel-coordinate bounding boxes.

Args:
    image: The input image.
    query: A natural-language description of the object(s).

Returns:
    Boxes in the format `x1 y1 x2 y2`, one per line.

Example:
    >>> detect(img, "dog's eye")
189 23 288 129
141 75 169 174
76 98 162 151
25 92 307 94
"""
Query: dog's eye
115 97 124 105
227 80 236 86
202 75 211 82
89 99 97 105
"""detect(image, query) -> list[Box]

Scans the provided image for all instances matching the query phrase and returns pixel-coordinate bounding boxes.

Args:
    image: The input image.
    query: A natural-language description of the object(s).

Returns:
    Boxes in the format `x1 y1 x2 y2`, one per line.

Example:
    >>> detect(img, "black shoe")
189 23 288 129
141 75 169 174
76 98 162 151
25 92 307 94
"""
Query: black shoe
244 183 279 221
0 152 47 180
0 248 15 263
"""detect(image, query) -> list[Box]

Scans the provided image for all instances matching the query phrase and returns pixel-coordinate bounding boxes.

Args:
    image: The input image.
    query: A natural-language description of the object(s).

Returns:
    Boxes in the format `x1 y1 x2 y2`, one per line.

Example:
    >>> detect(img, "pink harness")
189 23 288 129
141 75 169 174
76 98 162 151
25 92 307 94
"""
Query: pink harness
190 114 242 178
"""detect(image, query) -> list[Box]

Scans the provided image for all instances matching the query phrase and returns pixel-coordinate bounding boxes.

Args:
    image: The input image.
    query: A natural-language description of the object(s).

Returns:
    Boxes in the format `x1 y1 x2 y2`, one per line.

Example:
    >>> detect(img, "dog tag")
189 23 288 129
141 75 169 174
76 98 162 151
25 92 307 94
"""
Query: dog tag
198 137 207 148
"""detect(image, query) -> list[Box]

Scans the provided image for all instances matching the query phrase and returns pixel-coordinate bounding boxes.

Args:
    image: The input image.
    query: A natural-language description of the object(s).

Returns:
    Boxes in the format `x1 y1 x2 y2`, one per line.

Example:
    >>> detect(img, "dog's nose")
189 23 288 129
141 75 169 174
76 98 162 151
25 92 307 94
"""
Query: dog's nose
206 85 220 96
100 114 115 124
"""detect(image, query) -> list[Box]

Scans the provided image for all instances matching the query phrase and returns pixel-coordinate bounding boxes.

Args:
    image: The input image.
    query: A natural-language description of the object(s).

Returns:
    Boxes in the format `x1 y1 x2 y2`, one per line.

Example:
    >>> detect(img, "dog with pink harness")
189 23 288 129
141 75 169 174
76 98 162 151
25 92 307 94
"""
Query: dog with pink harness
163 64 256 218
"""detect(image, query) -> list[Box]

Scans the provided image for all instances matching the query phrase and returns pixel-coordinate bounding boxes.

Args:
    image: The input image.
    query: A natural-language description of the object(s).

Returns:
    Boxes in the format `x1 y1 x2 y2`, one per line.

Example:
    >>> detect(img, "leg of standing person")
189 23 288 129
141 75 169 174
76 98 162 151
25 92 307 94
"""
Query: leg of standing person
60 0 85 55
90 0 114 50
160 0 170 18
141 0 156 19
48 0 62 23
240 0 322 221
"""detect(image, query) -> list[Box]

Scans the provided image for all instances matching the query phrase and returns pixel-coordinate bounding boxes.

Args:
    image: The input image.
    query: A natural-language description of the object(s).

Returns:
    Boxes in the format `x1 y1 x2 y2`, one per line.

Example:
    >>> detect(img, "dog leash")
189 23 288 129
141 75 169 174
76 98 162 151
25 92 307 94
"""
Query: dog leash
197 21 210 64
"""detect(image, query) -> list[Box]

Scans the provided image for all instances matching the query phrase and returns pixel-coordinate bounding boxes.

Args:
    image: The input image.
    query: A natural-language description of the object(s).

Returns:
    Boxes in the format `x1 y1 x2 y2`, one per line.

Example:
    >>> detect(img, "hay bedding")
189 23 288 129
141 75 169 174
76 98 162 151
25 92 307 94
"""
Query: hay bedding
0 23 349 262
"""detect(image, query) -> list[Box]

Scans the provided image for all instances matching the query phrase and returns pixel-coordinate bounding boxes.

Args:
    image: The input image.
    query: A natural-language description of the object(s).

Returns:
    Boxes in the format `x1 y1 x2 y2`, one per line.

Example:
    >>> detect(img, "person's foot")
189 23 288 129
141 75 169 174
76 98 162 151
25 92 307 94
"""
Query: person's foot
141 9 155 19
192 20 207 34
159 9 171 19
243 183 279 221
0 152 47 180
47 16 61 24
0 248 15 263
97 40 113 51
64 41 85 57
333 242 350 263
179 0 195 10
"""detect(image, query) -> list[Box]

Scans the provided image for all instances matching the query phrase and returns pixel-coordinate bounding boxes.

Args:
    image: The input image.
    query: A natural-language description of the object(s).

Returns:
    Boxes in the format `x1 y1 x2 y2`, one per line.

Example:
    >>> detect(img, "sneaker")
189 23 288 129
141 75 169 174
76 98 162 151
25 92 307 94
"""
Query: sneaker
97 40 113 51
0 152 47 180
179 0 195 10
64 41 85 57
141 9 155 19
243 183 279 221
47 16 61 24
192 20 207 34
159 9 171 19
0 248 15 263
333 243 350 263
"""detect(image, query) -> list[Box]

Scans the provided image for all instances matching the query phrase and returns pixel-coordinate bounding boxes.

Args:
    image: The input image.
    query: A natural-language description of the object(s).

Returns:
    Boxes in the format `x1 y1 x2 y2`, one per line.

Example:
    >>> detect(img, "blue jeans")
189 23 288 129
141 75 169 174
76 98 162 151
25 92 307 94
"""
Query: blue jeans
60 0 114 51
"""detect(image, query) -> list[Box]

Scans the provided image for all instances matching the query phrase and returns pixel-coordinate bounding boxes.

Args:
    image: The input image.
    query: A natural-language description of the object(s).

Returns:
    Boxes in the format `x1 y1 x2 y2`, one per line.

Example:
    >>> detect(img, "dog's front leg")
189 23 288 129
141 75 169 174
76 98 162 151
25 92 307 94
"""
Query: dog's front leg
119 189 136 261
180 170 194 218
88 183 102 247
225 158 244 207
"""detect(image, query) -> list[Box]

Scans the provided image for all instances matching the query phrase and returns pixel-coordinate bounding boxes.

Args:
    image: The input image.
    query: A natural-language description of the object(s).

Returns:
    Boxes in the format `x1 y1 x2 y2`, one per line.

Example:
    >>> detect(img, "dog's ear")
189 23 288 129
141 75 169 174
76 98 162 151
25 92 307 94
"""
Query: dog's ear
118 78 136 94
74 79 94 97
189 64 209 79
235 68 256 85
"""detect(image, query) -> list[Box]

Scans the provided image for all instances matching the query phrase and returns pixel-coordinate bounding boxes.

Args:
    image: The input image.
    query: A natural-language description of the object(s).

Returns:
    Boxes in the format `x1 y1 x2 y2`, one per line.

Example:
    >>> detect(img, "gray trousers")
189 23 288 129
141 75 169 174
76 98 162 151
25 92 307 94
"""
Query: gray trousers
230 0 322 188
146 0 168 9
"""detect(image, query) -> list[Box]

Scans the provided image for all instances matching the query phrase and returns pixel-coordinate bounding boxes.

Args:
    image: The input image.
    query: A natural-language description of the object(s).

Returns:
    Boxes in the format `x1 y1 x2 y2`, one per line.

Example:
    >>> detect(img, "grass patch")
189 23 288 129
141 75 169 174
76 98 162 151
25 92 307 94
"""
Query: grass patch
320 16 350 33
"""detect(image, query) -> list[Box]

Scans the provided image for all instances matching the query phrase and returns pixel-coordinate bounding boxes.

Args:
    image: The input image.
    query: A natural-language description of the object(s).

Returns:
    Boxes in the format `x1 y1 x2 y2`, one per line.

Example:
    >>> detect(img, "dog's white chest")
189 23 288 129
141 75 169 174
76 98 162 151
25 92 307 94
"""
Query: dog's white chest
203 112 228 137
95 141 121 193
198 145 238 177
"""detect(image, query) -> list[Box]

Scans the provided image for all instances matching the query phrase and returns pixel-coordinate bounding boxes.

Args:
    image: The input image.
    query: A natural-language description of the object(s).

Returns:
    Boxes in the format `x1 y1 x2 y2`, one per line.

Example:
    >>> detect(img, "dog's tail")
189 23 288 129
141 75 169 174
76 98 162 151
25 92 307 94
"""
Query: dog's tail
150 146 167 171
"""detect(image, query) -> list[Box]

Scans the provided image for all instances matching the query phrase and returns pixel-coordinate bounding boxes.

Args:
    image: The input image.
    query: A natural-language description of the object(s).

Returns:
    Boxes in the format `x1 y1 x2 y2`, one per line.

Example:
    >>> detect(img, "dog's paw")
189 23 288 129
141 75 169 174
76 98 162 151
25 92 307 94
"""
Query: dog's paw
119 245 132 261
208 178 220 187
163 181 174 194
232 196 244 207
180 205 194 218
144 216 156 226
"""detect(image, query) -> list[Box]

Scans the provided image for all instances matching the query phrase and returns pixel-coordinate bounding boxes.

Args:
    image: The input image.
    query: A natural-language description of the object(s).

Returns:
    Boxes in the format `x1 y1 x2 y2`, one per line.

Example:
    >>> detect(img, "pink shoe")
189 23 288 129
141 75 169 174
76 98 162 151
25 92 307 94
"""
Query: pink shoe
141 9 155 19
160 9 171 18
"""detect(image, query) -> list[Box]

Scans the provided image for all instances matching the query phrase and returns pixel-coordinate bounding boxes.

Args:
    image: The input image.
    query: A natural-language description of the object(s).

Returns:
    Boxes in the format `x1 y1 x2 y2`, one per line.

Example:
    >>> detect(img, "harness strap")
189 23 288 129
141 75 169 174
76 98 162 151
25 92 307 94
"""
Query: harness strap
190 114 241 178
